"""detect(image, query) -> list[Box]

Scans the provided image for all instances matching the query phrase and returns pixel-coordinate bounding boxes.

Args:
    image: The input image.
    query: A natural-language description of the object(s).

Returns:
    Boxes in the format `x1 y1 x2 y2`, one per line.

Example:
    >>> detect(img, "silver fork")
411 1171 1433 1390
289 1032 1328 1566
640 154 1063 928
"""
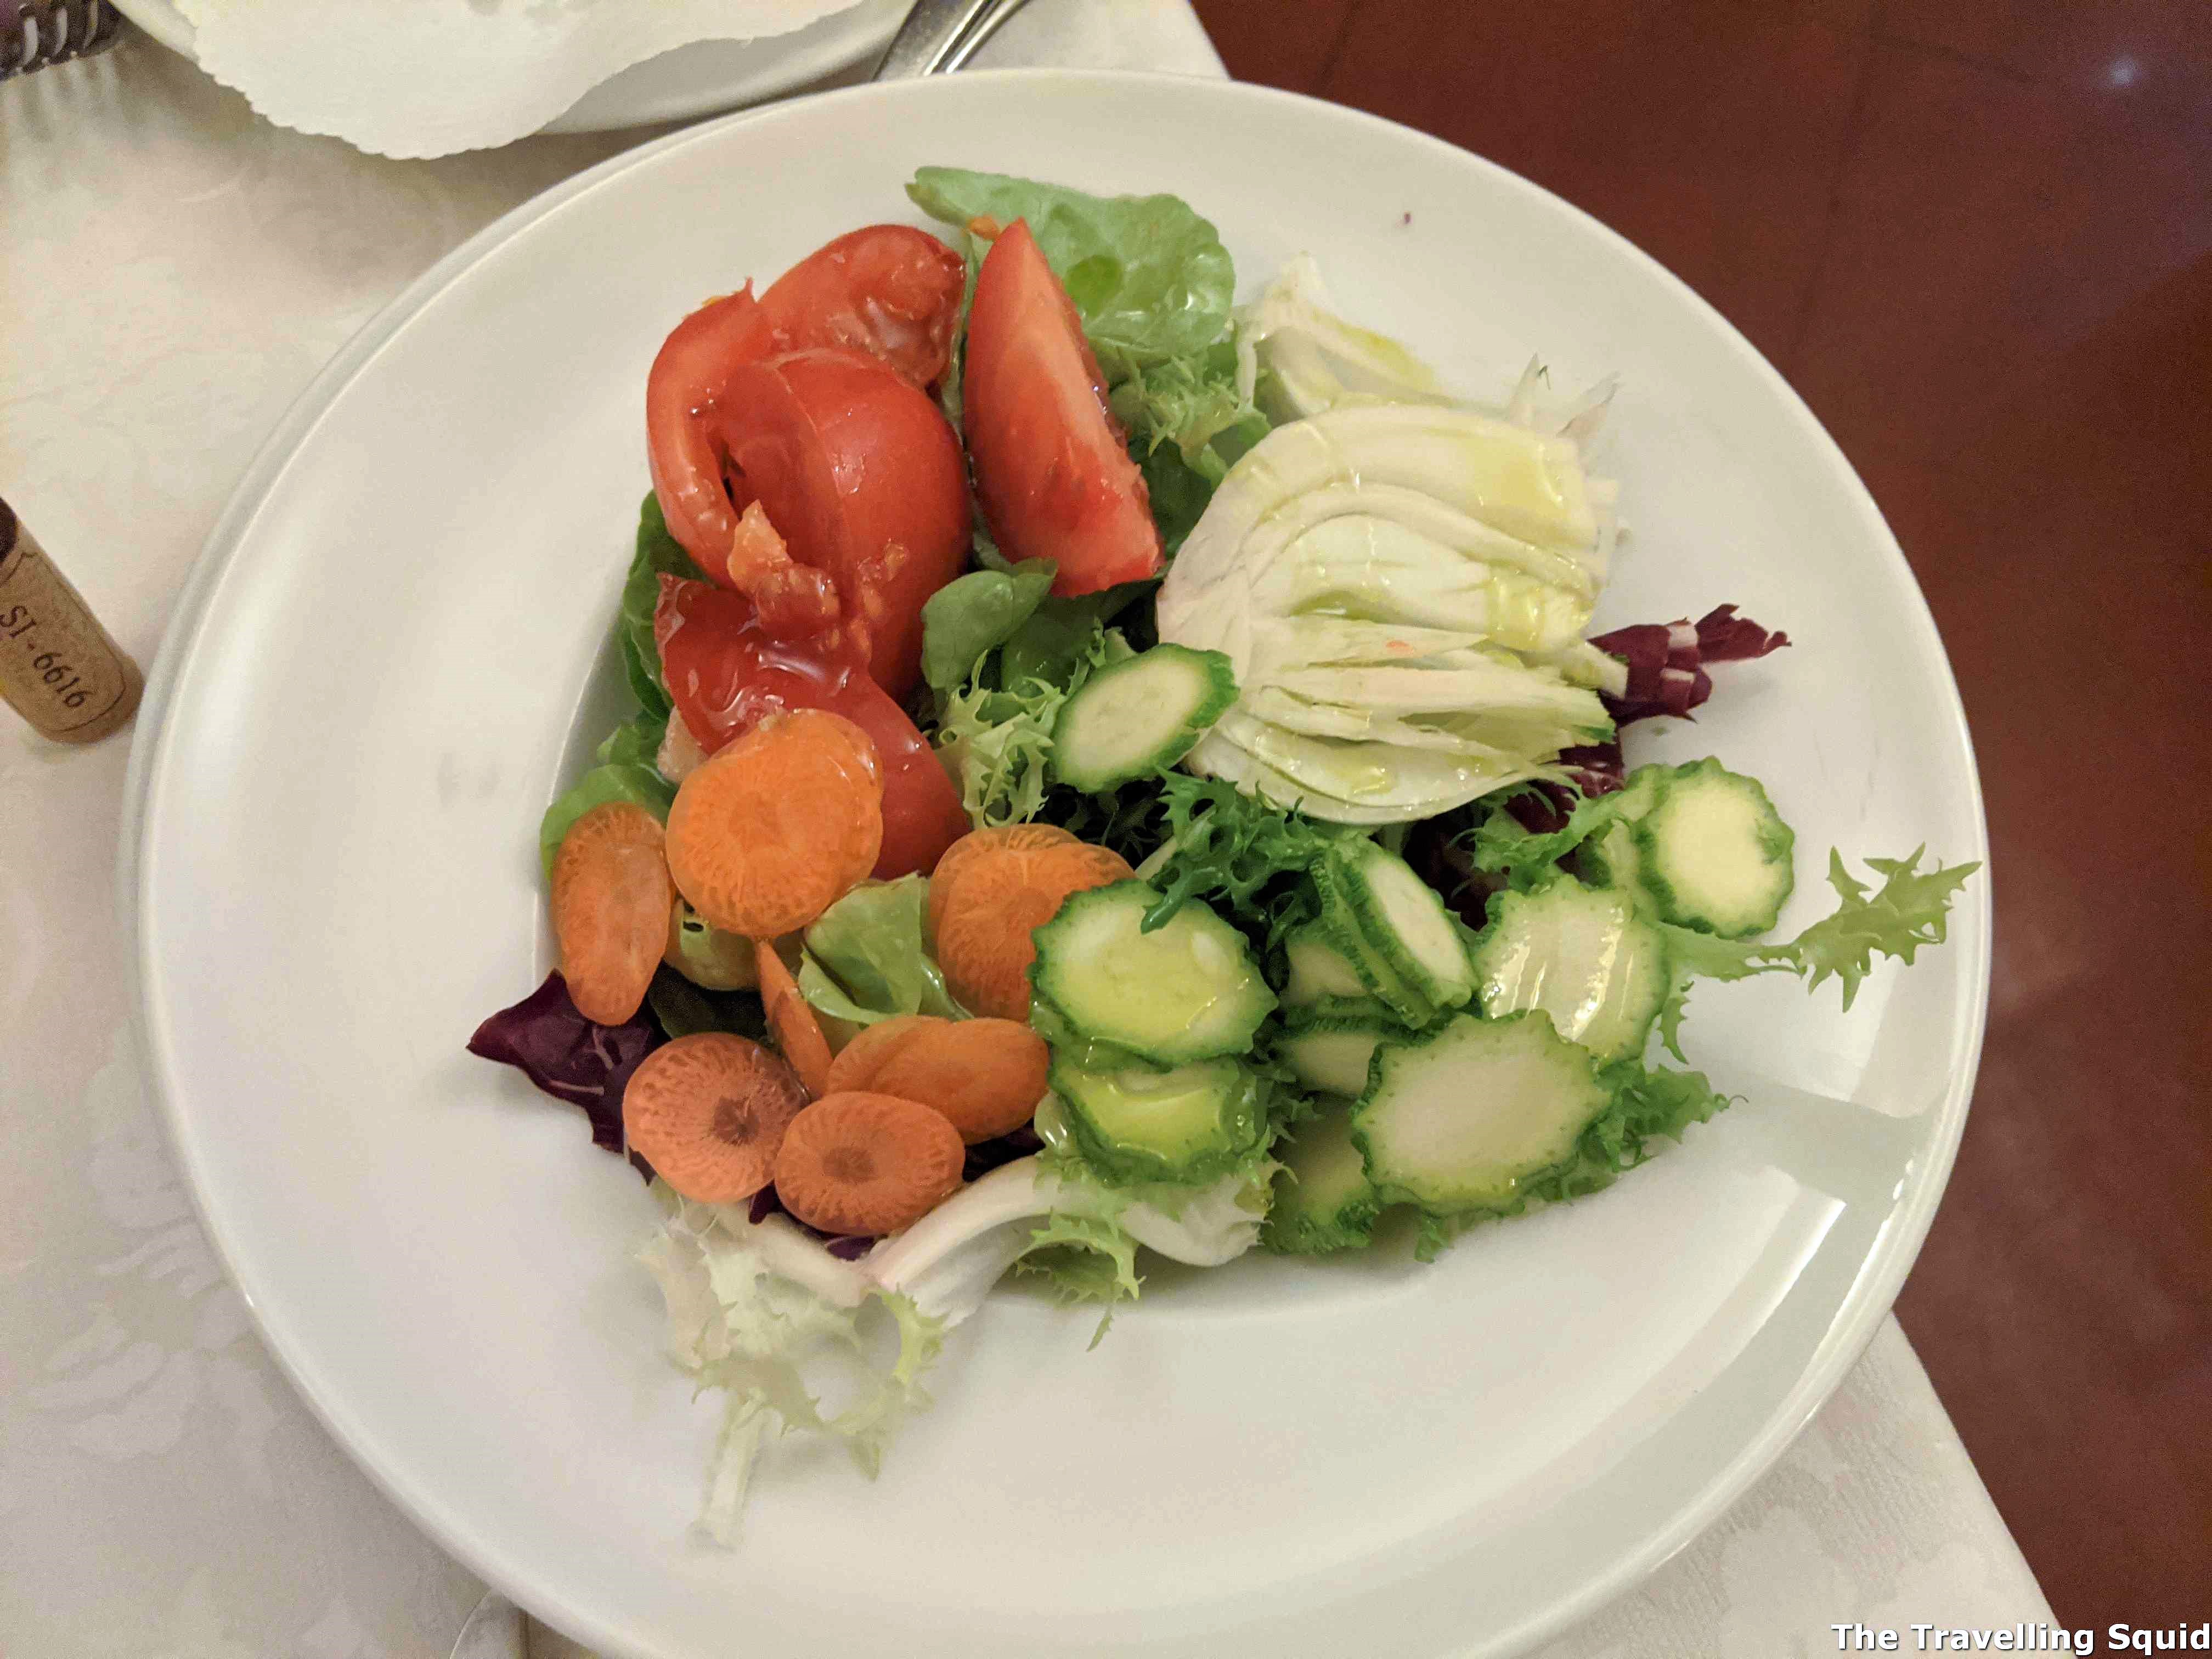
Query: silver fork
872 0 1035 79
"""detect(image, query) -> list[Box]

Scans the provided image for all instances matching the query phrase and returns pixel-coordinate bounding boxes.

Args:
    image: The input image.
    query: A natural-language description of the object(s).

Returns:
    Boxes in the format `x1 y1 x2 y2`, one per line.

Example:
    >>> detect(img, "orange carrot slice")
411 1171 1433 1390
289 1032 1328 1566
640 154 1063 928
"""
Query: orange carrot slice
832 1016 1048 1143
552 802 676 1026
925 823 1076 946
823 1014 935 1096
623 1032 809 1204
664 709 883 939
774 1091 964 1235
934 837 1133 1020
754 938 832 1097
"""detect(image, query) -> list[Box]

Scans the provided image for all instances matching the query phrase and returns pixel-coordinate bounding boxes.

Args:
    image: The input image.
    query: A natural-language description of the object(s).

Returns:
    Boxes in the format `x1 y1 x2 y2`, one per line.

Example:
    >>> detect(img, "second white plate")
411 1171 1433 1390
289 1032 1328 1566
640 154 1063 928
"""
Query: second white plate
111 0 907 134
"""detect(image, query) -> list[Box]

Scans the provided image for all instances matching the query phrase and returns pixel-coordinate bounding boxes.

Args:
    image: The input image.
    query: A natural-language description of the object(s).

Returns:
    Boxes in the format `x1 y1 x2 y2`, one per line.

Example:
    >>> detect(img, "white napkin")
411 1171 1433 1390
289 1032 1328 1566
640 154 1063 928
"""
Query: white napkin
171 0 871 159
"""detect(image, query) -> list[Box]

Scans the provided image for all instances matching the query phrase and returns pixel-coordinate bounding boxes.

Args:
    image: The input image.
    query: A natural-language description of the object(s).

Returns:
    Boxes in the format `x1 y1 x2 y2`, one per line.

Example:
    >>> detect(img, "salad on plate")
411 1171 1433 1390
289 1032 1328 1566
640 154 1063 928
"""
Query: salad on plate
468 167 1977 1539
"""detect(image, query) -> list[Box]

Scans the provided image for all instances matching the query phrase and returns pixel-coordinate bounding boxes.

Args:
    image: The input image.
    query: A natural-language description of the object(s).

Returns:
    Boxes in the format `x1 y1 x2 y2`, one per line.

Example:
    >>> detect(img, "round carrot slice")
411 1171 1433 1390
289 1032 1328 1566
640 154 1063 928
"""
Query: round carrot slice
664 708 883 939
774 1091 964 1235
836 1016 1048 1143
823 1013 936 1096
552 802 676 1026
623 1032 810 1204
926 822 1076 946
934 838 1133 1020
754 938 832 1097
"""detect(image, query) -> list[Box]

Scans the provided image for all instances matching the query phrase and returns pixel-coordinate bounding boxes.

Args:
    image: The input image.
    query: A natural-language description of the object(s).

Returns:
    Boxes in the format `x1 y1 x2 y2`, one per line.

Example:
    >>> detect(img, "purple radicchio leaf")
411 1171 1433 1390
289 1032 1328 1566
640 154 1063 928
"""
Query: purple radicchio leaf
1589 604 1792 730
467 971 662 1173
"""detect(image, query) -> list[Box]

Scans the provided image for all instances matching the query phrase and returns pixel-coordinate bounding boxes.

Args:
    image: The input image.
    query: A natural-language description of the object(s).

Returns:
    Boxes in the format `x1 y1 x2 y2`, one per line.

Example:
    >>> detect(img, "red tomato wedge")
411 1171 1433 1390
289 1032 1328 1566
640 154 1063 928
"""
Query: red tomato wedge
646 224 965 585
654 577 970 881
962 219 1163 596
705 347 968 699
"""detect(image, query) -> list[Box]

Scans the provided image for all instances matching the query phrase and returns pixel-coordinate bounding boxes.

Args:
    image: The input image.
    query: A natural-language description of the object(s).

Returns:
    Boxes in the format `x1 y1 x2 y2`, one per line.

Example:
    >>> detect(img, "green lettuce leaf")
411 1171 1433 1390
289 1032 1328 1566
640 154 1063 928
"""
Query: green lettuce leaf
798 876 962 1026
645 967 768 1043
1651 846 1981 1058
622 493 708 720
1000 592 1139 689
1108 337 1267 481
933 619 1126 831
637 1195 945 1544
935 674 1069 831
919 560 1058 692
1463 786 1629 889
906 167 1235 369
1792 847 1980 1009
1135 441 1218 557
537 714 675 881
1139 771 1364 932
1010 1210 1144 1348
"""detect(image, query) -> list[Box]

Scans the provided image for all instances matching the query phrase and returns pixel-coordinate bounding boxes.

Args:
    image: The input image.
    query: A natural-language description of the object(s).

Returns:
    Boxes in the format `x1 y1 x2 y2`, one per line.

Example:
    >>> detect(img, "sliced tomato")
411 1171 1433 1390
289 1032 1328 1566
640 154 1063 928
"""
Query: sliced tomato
962 219 1162 597
708 347 968 699
646 225 964 573
757 225 965 387
654 577 969 880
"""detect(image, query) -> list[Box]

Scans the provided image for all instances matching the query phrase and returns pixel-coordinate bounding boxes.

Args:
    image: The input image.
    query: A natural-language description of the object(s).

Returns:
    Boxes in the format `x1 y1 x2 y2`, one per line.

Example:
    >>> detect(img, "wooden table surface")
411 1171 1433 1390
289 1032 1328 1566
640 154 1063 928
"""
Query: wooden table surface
1190 0 2212 1624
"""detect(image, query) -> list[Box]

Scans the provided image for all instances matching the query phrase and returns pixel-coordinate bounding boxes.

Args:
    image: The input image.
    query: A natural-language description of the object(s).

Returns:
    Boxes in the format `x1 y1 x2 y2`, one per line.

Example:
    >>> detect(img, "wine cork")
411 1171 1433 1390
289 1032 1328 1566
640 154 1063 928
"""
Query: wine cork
0 497 143 744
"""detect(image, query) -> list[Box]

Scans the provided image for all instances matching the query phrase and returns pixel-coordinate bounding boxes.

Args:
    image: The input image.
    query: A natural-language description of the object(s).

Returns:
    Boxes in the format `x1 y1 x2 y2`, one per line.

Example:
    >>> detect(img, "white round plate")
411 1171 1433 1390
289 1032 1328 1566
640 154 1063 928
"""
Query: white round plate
126 72 1990 1659
111 0 907 135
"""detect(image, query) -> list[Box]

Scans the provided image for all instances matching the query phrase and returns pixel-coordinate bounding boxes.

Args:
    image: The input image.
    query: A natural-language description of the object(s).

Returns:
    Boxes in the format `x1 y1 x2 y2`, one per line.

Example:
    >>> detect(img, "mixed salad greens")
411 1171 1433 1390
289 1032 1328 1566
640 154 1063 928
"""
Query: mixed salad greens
469 167 1977 1540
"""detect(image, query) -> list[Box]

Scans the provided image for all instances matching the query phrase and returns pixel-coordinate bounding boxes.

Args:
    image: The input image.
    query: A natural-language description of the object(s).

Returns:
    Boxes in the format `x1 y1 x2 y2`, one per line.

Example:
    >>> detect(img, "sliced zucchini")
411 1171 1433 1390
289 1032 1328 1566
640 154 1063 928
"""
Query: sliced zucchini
1577 767 1662 892
1051 1053 1268 1187
1633 758 1795 938
1284 992 1396 1025
1049 644 1238 791
1353 1011 1610 1214
1280 925 1370 1007
1277 1016 1396 1097
1311 862 1438 1026
1332 841 1476 1009
1471 876 1668 1063
1030 881 1276 1064
1262 1102 1380 1254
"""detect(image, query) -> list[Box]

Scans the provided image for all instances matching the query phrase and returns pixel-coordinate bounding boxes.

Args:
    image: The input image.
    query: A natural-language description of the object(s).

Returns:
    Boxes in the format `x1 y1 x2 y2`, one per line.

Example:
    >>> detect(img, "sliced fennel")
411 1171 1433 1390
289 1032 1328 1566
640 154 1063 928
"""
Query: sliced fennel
1237 253 1454 422
1156 399 1620 823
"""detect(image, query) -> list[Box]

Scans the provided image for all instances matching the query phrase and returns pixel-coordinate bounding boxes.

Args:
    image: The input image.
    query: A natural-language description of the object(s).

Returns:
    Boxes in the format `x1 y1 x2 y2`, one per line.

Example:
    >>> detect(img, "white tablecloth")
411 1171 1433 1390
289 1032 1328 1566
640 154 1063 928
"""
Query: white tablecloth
0 8 2051 1655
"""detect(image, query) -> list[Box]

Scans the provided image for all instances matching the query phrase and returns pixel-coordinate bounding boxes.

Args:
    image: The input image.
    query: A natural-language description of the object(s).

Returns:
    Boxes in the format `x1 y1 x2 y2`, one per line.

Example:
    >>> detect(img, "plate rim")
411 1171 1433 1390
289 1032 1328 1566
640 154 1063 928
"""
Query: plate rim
120 67 1994 1659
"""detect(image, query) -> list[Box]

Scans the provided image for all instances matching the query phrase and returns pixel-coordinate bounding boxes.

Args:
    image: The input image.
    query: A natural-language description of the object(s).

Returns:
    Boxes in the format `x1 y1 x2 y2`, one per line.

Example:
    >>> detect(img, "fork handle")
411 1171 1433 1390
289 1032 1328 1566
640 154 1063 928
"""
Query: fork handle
0 0 122 80
872 0 1025 79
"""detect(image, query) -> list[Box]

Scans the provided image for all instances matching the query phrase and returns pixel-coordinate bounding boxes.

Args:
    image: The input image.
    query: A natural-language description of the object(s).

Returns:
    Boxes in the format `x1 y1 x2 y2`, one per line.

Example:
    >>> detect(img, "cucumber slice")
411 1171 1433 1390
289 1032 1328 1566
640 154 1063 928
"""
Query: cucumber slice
1030 881 1276 1064
1312 862 1438 1025
1050 644 1238 791
1277 1016 1396 1097
1051 1053 1268 1187
1284 992 1396 1025
1471 876 1668 1062
1262 1102 1380 1254
1333 842 1476 1009
1353 1011 1610 1214
1577 768 1661 891
1633 758 1795 938
1280 925 1370 1007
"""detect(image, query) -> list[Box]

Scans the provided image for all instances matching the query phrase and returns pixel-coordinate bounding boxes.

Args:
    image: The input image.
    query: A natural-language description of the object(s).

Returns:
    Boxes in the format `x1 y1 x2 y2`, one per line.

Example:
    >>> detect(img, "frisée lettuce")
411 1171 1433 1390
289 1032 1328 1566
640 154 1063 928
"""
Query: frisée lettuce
642 1154 1269 1538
